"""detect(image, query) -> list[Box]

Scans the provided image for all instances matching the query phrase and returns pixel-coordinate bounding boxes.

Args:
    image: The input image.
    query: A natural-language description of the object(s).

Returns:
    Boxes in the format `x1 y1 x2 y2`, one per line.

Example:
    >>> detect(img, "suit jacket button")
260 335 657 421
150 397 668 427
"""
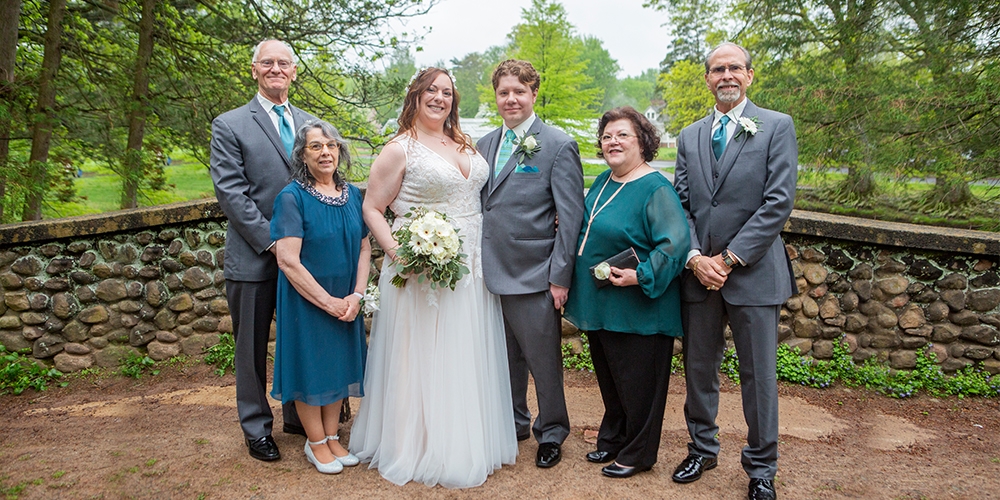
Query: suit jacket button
712 201 719 207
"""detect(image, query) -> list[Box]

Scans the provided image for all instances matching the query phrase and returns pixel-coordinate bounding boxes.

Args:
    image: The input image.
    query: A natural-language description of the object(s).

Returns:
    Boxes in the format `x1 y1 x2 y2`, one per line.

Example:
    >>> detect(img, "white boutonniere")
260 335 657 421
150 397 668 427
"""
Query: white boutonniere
733 116 762 141
514 133 542 160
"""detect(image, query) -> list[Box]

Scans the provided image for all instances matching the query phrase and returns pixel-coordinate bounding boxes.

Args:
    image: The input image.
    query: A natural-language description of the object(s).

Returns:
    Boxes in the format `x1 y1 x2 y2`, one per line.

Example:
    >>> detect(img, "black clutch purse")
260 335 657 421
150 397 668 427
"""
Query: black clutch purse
589 247 639 288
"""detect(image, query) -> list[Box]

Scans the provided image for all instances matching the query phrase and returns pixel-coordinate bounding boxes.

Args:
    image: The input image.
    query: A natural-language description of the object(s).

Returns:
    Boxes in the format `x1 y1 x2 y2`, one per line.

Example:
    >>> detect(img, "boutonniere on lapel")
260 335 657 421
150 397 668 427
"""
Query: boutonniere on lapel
514 132 542 160
733 116 762 141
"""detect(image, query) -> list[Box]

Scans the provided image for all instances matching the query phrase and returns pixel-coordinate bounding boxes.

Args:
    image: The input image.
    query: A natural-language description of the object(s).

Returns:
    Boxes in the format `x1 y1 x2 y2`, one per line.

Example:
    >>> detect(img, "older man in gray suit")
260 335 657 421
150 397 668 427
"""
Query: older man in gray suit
210 39 316 462
670 43 797 500
478 59 584 469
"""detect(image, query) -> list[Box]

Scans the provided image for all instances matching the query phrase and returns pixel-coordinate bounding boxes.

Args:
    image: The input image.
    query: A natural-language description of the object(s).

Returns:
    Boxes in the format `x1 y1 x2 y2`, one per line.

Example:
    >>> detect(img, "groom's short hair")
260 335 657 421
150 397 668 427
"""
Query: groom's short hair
491 59 540 93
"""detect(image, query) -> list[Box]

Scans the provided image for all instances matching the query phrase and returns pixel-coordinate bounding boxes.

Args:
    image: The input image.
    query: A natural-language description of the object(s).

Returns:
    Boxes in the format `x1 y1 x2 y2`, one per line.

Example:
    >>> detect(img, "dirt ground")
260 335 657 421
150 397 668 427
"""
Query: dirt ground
2 362 999 500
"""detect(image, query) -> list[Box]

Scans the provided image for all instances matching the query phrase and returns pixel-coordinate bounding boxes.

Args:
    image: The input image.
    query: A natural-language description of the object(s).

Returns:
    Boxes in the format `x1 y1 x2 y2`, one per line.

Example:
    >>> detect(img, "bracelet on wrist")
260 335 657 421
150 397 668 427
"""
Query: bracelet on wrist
352 292 364 300
690 256 702 272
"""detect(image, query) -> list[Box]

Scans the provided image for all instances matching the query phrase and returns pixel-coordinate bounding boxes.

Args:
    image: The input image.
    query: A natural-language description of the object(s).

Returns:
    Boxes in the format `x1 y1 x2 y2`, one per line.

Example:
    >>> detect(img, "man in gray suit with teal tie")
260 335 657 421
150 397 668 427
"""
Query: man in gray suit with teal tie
210 39 316 462
478 59 584 469
671 42 797 500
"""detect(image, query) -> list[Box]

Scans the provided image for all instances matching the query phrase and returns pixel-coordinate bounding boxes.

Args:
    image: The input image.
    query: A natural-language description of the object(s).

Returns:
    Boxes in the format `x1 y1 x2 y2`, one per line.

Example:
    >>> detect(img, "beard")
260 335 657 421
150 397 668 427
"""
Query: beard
717 86 741 103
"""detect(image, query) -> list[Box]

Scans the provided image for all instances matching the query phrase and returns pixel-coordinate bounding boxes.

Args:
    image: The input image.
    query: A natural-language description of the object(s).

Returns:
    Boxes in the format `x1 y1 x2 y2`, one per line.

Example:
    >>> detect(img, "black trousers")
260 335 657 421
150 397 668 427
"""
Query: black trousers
590 329 673 468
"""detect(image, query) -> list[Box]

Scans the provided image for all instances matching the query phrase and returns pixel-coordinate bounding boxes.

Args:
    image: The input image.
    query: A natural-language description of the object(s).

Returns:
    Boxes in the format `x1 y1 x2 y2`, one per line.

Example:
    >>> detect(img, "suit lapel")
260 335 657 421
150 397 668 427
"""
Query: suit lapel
695 113 716 193
490 119 543 196
482 128 502 193
713 100 758 194
249 98 292 168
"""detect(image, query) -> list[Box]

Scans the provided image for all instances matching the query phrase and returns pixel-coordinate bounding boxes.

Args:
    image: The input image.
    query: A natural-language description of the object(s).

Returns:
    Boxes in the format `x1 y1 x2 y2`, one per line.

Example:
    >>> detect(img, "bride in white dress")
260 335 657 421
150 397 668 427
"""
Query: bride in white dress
350 67 518 488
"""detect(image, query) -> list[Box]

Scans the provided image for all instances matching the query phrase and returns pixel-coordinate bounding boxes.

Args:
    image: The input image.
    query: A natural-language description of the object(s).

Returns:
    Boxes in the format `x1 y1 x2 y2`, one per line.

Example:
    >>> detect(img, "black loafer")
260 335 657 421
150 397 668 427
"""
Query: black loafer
586 450 616 463
671 454 717 483
246 435 280 461
282 424 306 436
536 442 562 468
517 433 531 442
601 462 651 478
748 478 776 500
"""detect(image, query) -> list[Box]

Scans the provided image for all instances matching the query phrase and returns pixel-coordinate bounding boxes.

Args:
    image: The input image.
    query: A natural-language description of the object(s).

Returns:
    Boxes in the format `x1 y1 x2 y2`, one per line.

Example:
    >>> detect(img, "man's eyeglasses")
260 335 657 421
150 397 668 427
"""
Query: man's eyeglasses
709 64 747 75
306 142 339 153
256 59 293 70
600 132 636 144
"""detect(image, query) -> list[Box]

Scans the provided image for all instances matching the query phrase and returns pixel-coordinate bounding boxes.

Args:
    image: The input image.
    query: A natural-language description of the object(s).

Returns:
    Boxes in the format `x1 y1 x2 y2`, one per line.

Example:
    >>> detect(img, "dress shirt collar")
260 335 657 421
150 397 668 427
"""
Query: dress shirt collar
713 98 748 128
502 113 537 141
257 92 290 113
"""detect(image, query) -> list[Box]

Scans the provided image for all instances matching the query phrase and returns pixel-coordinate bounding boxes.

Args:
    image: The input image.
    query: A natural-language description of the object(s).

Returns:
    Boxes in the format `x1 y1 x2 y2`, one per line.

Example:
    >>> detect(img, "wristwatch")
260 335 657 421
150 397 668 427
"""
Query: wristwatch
721 249 739 268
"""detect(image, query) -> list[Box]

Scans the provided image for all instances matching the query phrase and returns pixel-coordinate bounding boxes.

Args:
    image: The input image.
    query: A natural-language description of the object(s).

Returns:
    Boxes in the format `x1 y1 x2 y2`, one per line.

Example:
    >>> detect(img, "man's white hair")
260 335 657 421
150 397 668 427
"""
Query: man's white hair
251 39 297 65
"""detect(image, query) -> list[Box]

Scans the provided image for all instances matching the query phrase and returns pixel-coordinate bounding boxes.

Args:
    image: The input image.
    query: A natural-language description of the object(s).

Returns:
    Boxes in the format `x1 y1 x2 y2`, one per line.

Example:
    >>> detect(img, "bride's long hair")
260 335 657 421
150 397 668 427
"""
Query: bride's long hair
395 67 474 153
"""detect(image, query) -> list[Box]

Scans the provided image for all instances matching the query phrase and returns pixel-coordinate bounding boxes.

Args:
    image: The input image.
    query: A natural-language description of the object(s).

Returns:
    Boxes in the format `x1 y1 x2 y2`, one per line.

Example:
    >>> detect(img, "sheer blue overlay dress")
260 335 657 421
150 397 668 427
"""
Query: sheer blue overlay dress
270 181 368 406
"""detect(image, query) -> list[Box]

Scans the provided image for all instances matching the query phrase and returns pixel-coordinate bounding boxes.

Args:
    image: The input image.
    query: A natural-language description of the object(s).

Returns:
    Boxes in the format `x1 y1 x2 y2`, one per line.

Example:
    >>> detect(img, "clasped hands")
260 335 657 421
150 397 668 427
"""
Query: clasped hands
691 254 732 291
325 294 361 322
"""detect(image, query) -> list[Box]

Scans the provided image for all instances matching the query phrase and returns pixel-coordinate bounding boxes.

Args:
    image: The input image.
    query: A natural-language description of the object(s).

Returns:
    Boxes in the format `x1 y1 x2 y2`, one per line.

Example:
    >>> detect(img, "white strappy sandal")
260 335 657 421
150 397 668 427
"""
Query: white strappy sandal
326 434 360 467
304 437 343 474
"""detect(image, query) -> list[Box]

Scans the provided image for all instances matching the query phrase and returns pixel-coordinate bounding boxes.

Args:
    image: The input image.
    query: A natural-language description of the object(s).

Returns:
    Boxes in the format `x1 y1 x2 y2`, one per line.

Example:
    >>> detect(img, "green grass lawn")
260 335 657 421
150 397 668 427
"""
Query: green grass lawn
44 159 215 218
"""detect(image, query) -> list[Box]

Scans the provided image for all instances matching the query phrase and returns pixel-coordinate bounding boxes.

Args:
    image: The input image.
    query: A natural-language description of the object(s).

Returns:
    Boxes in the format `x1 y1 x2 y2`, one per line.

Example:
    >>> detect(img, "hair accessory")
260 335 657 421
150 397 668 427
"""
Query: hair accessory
405 67 456 93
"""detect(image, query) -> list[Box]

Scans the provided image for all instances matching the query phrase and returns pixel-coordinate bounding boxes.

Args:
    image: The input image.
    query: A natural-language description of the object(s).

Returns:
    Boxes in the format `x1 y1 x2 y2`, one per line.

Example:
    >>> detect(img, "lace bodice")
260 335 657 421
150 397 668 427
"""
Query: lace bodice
388 135 488 282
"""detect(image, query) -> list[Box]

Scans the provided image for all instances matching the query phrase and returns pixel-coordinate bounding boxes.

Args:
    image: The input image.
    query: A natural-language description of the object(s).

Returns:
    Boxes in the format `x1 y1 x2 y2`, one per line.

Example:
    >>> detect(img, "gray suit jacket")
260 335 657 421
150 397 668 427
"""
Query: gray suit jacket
674 99 798 306
478 118 585 295
210 97 316 282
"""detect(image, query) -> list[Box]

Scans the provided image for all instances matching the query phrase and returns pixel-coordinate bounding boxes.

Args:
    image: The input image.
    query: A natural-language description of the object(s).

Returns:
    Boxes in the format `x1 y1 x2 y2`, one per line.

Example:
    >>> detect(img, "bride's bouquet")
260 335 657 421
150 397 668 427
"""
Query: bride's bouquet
390 207 470 290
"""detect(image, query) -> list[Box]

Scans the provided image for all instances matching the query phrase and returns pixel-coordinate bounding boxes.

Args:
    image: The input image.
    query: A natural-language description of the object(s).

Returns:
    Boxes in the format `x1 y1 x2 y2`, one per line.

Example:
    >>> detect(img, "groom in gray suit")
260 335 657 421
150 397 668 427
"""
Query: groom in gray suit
478 59 584 469
671 43 797 500
210 39 316 462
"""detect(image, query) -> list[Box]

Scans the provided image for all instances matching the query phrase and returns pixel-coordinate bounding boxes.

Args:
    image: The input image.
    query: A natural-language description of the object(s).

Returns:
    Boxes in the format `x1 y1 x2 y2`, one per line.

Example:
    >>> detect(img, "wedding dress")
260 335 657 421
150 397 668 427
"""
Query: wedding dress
349 135 518 488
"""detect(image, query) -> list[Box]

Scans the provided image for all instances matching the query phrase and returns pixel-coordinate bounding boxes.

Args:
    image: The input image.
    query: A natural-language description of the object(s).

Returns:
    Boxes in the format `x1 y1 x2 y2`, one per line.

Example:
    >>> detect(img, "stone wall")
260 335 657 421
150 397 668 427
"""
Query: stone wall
780 211 1000 374
0 200 231 373
2 199 999 375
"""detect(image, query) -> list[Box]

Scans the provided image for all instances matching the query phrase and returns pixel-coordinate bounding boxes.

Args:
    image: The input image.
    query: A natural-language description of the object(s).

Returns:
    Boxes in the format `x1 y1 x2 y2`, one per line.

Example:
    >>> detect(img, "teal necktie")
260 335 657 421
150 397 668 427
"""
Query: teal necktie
274 104 294 158
712 115 730 160
495 129 516 177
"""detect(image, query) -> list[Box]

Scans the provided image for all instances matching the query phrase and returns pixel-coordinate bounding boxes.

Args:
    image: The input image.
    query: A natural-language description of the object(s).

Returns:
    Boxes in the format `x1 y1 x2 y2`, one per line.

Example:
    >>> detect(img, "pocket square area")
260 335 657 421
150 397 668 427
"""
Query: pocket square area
515 165 540 173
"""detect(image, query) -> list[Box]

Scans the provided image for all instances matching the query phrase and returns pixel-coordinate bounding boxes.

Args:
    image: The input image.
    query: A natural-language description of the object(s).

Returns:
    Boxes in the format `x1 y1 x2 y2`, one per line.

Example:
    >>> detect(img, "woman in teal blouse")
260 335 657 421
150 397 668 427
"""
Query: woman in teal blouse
564 107 690 478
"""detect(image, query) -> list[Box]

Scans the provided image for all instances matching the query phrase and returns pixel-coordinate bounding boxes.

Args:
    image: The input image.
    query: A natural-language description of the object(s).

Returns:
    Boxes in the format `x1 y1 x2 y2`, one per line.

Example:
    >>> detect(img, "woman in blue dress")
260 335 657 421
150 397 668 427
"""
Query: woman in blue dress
271 120 371 474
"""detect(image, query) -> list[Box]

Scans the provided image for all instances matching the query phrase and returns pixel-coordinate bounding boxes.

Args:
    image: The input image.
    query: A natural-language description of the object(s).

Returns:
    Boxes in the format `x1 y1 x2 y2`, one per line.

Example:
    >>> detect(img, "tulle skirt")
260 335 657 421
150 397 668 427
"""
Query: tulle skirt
349 263 518 488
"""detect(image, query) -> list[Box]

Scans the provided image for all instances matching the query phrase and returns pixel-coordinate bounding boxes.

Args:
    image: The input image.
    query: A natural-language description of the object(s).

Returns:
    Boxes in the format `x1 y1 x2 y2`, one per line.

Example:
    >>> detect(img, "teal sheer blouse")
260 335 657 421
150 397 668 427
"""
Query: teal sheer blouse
563 170 690 336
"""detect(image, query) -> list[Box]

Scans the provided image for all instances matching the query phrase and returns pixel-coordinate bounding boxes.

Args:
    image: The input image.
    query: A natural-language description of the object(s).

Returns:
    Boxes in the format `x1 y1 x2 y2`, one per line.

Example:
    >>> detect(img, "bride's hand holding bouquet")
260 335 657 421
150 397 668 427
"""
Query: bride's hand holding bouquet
389 207 470 290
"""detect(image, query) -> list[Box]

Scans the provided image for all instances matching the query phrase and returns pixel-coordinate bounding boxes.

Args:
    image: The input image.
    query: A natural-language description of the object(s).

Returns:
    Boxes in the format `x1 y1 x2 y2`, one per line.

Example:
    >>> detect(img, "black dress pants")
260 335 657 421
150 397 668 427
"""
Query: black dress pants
590 329 673 468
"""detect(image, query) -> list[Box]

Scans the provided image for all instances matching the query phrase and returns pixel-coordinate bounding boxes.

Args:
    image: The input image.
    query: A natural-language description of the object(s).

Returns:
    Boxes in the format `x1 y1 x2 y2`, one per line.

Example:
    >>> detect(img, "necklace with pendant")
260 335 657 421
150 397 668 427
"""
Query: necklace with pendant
416 126 448 146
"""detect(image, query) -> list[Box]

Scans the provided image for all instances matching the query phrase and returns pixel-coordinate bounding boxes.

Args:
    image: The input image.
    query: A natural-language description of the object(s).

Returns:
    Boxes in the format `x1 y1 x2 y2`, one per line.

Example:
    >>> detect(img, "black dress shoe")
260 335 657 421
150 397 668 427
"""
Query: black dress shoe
671 454 717 483
246 436 280 461
536 442 562 468
517 433 531 442
601 462 652 478
586 450 616 463
748 478 776 500
282 424 306 436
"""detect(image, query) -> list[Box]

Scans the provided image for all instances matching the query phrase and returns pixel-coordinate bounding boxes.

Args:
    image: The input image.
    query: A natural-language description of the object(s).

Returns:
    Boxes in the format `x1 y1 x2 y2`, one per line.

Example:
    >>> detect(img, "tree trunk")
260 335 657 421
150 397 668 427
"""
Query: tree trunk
931 177 973 207
23 0 67 221
121 0 156 209
0 0 23 221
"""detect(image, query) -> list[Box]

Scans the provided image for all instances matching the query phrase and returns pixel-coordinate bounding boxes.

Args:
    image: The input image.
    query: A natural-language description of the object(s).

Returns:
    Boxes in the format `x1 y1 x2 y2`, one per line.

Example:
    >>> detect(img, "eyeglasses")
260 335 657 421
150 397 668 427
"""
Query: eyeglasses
255 59 293 70
600 132 636 144
709 64 747 75
306 142 339 152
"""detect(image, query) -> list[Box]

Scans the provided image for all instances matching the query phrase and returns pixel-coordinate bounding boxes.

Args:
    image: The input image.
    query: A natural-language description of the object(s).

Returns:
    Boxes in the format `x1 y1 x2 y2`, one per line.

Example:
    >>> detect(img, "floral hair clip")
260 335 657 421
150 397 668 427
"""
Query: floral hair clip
405 67 457 93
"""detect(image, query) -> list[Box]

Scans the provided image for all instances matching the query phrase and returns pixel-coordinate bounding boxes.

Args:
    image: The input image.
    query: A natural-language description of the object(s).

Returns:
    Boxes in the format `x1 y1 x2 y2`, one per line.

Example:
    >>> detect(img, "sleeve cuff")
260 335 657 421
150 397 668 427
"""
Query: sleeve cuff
686 249 702 268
